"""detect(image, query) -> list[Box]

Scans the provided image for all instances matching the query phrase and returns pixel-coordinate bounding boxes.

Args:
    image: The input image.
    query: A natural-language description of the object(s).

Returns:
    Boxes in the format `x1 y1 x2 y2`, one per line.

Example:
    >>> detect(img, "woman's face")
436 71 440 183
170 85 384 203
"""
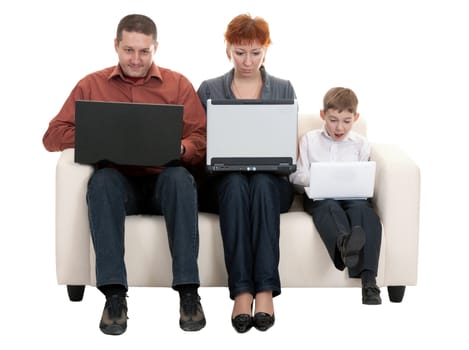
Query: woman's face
228 41 266 78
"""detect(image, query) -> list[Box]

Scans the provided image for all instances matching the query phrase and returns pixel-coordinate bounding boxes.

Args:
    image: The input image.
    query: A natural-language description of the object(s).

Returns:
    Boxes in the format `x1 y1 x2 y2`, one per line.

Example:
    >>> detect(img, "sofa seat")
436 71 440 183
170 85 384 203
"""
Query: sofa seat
55 114 420 302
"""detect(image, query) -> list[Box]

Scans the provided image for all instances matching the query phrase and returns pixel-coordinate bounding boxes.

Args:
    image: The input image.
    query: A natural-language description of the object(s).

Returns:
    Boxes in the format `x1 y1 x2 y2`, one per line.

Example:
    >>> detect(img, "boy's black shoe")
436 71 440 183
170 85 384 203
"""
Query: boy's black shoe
179 291 206 331
338 226 366 268
362 282 382 305
100 294 128 335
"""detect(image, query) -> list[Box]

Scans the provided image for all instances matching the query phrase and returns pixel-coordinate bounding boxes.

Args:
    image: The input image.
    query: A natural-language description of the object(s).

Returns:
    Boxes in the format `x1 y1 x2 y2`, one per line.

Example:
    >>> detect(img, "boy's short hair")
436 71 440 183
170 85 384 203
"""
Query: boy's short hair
323 87 358 114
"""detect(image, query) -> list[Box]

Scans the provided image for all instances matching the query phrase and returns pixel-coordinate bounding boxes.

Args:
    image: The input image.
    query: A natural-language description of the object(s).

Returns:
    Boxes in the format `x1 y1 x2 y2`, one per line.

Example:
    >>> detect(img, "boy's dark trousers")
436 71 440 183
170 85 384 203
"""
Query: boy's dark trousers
303 197 382 277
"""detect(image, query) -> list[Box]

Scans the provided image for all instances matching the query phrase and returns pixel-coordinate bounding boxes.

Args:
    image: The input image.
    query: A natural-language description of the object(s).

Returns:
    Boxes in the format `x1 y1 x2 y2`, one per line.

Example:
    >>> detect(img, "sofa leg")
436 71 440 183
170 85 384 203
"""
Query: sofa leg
67 285 85 302
387 286 406 303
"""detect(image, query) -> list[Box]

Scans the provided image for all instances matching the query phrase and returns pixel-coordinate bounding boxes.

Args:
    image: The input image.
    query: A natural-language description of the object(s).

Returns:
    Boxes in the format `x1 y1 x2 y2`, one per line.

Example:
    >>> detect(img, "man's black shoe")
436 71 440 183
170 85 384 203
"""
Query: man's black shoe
338 226 366 268
362 282 382 305
100 294 128 335
179 292 206 331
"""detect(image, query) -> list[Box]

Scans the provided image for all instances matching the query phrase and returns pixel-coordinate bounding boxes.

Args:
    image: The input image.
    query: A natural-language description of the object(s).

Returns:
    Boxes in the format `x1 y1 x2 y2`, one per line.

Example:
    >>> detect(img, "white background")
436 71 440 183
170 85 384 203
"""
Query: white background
1 0 468 348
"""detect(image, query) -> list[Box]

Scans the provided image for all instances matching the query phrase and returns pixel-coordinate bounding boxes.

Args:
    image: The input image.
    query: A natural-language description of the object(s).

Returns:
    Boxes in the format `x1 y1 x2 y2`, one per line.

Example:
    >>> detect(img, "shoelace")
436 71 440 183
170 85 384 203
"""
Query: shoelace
180 292 199 315
364 285 380 296
107 295 126 318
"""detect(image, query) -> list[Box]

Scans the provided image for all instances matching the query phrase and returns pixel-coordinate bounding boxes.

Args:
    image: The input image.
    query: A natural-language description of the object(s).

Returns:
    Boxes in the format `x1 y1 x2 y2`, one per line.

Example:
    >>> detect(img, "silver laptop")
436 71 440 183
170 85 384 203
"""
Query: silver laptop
75 100 183 167
305 161 376 200
206 99 298 174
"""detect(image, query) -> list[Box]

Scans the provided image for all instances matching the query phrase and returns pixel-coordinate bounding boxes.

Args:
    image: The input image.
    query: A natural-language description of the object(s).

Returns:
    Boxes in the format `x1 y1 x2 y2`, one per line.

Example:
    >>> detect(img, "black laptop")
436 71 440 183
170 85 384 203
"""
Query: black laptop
74 100 183 167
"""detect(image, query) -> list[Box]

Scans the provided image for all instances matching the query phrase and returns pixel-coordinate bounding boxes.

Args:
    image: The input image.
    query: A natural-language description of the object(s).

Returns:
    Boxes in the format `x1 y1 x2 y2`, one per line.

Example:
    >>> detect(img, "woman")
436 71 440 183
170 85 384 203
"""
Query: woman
197 14 296 333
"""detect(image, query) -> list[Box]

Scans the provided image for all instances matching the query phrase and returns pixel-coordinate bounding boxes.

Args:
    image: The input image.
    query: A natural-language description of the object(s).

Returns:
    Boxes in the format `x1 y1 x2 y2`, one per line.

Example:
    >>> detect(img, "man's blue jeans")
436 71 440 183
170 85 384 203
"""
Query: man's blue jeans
86 166 200 290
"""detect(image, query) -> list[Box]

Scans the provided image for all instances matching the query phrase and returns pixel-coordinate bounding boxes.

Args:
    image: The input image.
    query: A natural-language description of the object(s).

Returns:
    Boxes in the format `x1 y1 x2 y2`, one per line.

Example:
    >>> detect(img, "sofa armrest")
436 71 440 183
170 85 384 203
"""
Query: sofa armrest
370 144 420 285
55 149 94 284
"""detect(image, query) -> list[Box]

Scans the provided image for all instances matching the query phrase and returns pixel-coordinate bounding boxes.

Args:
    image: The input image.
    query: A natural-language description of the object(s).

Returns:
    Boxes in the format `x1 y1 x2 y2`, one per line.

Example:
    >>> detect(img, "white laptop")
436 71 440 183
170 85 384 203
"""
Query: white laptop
305 161 376 200
206 99 298 175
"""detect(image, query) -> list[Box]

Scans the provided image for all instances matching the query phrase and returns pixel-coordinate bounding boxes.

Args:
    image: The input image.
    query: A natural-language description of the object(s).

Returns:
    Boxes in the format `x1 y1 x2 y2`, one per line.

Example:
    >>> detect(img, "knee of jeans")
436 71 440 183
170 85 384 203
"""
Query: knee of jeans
159 167 194 187
219 173 248 195
250 173 275 194
88 168 122 192
319 198 340 210
348 200 371 210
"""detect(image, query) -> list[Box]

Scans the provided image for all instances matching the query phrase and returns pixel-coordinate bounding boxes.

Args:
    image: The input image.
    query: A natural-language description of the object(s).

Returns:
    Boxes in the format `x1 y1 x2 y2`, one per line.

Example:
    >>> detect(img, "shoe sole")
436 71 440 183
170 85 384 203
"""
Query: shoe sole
343 227 366 268
100 323 127 335
180 319 206 332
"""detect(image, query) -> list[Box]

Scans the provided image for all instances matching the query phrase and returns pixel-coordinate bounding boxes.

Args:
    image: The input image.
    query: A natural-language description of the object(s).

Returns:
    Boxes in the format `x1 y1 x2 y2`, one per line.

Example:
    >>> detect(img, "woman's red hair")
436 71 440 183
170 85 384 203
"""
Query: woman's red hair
224 14 271 47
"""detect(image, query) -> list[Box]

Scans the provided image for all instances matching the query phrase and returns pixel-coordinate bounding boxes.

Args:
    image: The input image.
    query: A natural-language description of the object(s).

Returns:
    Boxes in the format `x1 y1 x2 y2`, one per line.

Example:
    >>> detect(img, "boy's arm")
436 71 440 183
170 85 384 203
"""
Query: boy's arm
289 133 311 189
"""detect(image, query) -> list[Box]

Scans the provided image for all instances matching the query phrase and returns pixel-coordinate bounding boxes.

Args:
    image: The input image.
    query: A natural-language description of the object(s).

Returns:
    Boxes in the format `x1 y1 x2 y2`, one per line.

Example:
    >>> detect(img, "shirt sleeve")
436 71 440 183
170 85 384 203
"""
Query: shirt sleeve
178 77 207 166
196 81 209 110
359 137 371 161
289 132 311 188
42 83 85 152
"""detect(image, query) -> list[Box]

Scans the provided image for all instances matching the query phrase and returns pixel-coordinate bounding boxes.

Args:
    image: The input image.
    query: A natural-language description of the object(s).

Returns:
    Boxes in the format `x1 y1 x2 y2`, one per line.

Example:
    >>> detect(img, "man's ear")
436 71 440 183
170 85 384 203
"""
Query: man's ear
152 41 159 55
114 38 119 52
354 112 360 122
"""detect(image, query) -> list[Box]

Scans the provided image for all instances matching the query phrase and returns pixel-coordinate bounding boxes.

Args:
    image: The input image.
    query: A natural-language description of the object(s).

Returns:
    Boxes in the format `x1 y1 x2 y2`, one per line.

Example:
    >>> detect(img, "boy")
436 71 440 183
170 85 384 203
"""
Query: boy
289 87 382 305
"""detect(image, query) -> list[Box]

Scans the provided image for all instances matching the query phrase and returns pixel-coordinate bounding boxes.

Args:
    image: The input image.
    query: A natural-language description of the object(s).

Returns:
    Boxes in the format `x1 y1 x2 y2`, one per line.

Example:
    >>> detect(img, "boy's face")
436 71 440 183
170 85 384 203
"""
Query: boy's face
320 108 359 141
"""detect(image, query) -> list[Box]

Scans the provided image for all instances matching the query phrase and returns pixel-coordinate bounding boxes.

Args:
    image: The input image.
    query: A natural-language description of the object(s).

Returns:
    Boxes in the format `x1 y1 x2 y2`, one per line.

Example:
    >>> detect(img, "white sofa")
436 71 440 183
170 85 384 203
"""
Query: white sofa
55 114 420 302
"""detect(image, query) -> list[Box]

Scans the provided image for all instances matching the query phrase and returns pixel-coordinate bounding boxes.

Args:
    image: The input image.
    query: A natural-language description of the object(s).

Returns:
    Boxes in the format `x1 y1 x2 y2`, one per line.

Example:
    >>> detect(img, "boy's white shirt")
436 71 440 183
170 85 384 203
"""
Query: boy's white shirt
289 127 370 188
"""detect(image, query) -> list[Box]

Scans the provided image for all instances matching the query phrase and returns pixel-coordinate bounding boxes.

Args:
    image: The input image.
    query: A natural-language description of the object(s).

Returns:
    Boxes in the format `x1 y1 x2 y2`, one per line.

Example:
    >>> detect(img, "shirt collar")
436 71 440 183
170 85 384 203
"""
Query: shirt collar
108 63 162 84
320 127 359 142
224 66 269 98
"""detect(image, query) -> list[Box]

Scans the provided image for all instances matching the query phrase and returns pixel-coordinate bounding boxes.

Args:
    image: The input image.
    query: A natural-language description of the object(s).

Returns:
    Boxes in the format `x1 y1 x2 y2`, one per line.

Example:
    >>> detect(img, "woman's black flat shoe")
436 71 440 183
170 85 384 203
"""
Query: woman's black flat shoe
231 314 253 333
253 312 275 331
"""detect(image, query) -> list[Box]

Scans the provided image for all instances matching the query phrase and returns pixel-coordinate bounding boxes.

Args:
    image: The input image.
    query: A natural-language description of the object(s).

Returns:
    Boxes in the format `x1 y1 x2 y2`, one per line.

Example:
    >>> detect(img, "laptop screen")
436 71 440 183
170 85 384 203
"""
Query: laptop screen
74 100 183 167
305 161 376 200
206 99 298 174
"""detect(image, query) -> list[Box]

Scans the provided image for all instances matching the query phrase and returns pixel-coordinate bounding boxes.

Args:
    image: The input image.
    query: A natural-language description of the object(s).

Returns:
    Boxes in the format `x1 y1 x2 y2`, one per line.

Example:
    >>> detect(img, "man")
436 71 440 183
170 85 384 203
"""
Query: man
43 14 206 335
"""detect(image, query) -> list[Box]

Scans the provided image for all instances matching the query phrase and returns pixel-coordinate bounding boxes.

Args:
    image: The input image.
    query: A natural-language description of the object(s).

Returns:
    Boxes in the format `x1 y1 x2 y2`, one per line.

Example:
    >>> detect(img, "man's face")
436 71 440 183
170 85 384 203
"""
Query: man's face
115 30 157 78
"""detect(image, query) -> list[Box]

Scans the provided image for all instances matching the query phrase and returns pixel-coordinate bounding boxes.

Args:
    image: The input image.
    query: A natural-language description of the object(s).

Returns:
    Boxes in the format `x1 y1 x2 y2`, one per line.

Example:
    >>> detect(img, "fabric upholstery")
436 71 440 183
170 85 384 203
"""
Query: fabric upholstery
55 114 420 288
